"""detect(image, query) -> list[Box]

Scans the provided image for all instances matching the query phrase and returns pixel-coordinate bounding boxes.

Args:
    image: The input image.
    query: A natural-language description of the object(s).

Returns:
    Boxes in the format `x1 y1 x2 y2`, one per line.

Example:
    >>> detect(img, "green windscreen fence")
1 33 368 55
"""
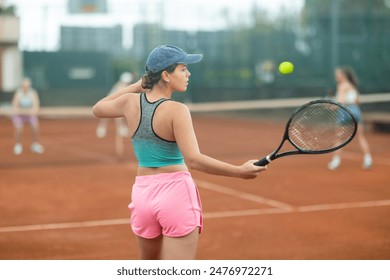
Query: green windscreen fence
3 0 388 107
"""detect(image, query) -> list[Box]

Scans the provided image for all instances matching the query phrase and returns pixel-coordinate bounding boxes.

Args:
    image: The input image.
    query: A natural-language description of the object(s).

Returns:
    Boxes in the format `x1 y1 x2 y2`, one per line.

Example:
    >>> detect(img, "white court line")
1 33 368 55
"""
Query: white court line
342 151 390 166
295 199 390 213
203 199 390 218
204 200 390 218
0 218 130 233
203 208 288 218
196 179 293 210
1 199 389 234
4 136 385 234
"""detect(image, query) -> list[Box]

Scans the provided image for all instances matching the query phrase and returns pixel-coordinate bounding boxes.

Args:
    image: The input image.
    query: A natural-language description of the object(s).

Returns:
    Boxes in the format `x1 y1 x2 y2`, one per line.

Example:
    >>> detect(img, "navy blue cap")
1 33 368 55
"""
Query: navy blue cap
145 45 203 74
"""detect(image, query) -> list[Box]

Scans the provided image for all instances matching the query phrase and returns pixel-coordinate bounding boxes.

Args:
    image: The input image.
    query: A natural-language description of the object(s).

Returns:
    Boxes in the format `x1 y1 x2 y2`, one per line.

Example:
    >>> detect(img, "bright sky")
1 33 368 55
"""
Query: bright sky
5 0 304 51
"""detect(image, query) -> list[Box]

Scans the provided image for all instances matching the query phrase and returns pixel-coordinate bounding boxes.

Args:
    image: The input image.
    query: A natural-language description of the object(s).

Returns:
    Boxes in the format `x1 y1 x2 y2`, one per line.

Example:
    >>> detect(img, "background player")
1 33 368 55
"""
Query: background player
328 67 373 170
96 72 133 159
11 78 44 155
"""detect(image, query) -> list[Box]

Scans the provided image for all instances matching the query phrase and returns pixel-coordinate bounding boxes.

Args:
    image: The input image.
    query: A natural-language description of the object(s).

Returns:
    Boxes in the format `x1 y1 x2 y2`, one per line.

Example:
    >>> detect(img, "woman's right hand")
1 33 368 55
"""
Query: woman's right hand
134 78 145 93
237 160 267 179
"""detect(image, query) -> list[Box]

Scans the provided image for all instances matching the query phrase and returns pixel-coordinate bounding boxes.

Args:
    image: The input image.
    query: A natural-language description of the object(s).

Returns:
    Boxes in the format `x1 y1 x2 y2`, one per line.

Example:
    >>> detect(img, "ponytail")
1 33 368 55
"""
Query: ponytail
141 63 178 89
339 66 359 88
141 73 159 89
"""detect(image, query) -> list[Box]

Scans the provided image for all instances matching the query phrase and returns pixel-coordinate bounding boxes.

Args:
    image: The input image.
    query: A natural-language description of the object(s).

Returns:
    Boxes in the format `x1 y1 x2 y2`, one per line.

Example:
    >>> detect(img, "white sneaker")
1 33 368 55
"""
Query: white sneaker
363 154 372 170
328 156 341 170
14 143 23 155
31 143 44 154
96 126 106 138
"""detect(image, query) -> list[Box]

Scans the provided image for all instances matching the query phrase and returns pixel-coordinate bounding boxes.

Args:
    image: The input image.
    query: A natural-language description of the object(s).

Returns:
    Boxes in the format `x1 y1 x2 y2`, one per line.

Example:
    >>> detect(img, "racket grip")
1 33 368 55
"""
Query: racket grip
254 157 271 166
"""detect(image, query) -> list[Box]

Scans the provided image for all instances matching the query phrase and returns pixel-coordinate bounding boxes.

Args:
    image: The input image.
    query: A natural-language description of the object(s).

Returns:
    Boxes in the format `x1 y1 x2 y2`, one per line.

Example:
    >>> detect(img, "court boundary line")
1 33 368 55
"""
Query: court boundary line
2 126 388 234
195 179 293 210
1 199 389 234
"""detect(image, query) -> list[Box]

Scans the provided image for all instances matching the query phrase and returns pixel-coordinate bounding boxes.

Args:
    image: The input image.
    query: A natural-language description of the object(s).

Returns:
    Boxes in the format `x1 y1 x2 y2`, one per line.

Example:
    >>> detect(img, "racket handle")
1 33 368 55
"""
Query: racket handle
254 156 271 166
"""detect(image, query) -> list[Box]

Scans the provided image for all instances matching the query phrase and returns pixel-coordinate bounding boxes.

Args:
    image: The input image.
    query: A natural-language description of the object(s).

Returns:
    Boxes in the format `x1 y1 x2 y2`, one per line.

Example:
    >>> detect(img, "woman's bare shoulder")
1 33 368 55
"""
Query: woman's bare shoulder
164 100 190 113
125 92 141 102
157 100 191 122
338 82 351 92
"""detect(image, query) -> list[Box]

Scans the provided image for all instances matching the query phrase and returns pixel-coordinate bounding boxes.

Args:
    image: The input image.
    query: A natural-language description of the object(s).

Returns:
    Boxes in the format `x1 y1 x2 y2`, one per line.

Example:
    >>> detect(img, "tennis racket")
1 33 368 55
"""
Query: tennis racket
254 100 357 166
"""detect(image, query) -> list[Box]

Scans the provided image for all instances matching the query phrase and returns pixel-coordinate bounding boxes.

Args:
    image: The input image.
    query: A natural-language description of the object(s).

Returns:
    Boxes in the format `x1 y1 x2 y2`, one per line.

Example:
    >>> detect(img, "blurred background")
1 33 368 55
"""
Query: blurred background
1 0 390 261
1 0 389 107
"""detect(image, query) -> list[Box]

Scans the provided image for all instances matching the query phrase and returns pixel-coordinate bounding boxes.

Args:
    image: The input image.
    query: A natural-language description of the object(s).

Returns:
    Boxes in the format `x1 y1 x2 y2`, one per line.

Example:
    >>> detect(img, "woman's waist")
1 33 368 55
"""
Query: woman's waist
132 140 184 164
137 164 188 176
135 168 191 184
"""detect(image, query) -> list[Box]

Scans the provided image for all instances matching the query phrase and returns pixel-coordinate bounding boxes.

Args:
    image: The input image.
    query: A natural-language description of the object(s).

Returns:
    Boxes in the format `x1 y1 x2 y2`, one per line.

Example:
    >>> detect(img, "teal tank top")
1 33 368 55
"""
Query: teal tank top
131 93 185 168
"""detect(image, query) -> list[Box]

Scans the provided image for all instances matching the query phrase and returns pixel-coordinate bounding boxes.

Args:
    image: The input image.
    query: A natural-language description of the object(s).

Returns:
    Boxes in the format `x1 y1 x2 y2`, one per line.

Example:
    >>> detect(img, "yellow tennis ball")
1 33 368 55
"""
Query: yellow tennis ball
279 61 294 75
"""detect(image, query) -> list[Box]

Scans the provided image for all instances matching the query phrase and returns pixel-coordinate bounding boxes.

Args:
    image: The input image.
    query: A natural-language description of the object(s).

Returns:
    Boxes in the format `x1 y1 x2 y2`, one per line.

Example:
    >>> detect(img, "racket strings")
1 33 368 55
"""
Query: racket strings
288 103 356 152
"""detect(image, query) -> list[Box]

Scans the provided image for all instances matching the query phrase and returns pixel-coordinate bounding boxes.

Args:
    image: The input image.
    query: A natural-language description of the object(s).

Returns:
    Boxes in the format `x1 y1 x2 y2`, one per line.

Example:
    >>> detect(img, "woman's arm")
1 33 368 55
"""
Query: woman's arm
12 91 19 115
92 79 143 118
31 90 40 115
355 88 362 104
336 83 346 103
104 79 144 102
173 103 266 179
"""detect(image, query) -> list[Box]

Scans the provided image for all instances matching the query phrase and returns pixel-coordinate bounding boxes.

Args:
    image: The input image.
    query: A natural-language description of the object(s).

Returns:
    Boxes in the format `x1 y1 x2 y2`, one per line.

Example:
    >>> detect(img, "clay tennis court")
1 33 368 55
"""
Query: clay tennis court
0 112 389 260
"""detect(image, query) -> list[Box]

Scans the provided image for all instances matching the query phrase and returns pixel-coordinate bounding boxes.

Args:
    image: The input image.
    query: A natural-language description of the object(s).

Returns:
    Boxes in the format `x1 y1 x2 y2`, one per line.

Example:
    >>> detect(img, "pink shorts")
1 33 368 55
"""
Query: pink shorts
12 115 38 128
128 171 203 239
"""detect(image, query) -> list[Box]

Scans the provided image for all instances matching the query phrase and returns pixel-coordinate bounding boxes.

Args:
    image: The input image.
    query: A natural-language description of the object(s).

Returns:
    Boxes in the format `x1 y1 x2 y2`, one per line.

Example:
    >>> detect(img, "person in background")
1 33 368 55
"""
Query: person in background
12 78 44 155
96 72 133 159
328 67 373 170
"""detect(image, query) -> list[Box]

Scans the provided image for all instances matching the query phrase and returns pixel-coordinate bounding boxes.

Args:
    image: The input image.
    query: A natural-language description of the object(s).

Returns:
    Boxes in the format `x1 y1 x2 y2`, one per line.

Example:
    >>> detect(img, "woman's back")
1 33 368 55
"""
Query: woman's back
131 93 184 168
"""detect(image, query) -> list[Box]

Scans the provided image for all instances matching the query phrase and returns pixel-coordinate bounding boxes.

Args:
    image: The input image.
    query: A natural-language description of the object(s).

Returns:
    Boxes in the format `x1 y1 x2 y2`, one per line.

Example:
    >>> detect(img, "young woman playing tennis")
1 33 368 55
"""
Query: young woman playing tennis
93 45 266 260
328 67 373 170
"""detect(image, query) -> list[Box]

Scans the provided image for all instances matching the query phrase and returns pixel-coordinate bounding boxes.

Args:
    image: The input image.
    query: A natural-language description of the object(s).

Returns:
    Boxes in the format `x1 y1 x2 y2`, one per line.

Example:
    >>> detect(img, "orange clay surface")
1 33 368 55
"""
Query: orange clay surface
0 115 389 260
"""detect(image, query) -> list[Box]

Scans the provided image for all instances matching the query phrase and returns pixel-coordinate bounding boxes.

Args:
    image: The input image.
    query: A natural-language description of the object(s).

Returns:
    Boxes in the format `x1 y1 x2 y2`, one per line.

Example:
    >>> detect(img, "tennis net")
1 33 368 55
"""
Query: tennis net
0 93 389 127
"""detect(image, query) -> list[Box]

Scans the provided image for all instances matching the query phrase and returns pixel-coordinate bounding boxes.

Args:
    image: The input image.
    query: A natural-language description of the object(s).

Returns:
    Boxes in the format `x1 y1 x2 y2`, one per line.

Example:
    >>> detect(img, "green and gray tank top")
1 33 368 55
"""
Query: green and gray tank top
131 93 185 167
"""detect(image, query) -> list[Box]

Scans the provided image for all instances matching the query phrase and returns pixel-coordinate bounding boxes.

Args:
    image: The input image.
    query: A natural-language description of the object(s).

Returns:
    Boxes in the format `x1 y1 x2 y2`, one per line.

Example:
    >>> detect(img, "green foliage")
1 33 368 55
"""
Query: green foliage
129 0 390 94
0 4 16 15
193 3 300 89
302 0 390 19
300 0 390 91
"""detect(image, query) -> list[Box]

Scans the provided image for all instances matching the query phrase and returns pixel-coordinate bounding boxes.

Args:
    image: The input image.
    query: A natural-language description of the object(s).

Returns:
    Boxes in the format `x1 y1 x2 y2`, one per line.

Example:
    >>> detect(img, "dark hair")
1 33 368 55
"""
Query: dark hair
338 66 359 88
141 64 178 89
